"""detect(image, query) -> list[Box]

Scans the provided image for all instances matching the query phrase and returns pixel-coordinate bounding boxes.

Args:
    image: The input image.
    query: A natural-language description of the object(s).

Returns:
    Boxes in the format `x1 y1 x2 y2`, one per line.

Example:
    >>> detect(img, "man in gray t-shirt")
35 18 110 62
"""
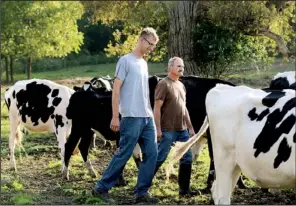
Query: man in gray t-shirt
92 27 159 204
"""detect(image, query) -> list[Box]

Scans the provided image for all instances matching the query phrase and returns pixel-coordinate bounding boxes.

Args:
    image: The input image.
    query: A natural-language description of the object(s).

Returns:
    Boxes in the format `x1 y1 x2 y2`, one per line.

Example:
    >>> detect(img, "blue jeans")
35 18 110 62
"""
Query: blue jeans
95 117 158 197
156 130 192 171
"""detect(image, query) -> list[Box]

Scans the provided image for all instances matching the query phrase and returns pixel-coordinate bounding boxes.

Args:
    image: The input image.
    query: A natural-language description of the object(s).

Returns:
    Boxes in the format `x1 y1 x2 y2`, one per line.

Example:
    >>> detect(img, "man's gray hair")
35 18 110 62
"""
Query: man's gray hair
168 56 182 68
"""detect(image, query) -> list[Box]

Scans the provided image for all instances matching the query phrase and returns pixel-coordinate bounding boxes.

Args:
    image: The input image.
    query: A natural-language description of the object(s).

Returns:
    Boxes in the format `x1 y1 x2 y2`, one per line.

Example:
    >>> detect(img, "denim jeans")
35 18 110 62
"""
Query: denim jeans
156 130 193 170
95 117 158 197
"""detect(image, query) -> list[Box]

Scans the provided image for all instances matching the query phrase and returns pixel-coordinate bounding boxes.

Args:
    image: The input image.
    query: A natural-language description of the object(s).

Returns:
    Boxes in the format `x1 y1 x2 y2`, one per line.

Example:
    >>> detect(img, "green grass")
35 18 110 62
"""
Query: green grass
10 193 34 205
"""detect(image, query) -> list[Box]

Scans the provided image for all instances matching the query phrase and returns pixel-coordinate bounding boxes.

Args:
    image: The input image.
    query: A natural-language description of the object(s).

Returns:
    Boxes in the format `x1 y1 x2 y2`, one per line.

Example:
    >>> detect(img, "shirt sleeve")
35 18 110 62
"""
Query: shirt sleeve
114 57 128 81
155 81 168 101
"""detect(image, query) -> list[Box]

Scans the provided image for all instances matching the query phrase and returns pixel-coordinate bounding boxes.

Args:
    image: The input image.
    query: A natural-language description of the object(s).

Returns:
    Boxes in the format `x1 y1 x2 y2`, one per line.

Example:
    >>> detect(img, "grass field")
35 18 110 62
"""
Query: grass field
1 60 295 204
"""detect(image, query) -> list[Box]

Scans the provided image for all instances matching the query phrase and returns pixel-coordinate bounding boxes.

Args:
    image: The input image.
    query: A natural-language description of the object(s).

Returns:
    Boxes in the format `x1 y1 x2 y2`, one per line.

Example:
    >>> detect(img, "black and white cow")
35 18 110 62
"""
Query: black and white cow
4 79 75 172
63 83 142 183
168 84 295 204
269 71 295 90
63 75 250 189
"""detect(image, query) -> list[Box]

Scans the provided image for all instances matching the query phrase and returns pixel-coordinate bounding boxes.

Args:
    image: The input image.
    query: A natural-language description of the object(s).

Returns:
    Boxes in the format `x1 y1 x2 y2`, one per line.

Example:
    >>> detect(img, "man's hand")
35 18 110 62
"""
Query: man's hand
110 117 120 132
157 129 162 141
188 127 195 137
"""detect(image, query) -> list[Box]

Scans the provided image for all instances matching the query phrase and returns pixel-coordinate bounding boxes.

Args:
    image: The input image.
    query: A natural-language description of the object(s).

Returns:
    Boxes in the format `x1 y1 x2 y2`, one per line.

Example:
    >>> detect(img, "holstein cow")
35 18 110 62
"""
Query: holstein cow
63 75 250 189
4 79 75 173
63 83 142 184
167 84 295 204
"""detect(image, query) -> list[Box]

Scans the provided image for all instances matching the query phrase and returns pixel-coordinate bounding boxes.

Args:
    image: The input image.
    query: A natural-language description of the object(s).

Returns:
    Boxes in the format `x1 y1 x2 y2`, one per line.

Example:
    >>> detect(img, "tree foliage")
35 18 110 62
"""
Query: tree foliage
193 21 273 78
207 1 296 58
1 1 84 79
82 1 168 62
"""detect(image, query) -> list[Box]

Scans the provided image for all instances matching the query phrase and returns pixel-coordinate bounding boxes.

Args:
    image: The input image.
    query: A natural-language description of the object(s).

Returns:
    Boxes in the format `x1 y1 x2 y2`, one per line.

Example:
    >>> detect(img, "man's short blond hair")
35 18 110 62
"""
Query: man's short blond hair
140 27 159 42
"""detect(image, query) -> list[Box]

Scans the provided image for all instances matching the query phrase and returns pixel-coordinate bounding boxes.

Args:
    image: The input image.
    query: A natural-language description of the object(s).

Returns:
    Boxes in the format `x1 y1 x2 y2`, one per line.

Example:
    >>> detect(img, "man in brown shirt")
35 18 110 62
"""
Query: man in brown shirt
153 57 200 196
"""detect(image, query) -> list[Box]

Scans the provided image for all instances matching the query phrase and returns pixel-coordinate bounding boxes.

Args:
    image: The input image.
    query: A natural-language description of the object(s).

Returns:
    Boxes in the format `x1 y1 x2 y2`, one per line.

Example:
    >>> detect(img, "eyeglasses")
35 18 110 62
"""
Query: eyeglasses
143 37 156 47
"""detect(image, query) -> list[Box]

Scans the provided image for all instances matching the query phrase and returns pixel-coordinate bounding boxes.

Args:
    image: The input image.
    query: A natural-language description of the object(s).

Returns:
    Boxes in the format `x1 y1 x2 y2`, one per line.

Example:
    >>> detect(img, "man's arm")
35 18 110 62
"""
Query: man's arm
185 108 195 137
154 99 164 139
110 78 123 132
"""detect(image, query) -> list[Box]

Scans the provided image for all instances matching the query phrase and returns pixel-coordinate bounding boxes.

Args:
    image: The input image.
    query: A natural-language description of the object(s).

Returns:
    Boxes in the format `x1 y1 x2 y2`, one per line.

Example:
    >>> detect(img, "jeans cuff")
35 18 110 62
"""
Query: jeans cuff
95 182 108 193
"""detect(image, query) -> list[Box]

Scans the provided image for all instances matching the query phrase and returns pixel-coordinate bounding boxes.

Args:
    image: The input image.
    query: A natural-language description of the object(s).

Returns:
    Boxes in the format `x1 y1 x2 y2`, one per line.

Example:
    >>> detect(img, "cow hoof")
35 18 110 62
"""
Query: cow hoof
10 162 17 172
61 167 69 180
89 170 97 178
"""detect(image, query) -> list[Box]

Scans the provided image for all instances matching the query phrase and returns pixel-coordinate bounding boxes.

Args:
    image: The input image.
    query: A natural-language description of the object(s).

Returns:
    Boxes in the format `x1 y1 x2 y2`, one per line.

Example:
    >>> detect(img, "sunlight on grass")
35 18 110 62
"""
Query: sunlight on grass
10 193 34 205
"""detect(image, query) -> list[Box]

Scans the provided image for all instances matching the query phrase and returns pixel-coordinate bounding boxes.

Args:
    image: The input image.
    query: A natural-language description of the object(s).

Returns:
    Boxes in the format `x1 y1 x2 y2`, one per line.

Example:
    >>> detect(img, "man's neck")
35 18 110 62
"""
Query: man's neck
168 73 179 81
131 48 143 58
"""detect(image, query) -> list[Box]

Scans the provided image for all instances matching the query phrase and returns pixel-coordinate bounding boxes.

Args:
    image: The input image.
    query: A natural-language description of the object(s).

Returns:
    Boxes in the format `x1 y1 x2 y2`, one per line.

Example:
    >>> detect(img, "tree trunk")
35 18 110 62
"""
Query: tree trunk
10 56 14 82
27 56 32 79
5 56 9 83
166 1 200 75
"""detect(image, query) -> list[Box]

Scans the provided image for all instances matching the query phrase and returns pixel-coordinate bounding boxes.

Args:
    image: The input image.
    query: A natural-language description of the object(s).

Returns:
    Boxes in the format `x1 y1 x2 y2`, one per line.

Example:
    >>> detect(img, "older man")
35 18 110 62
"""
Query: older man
153 57 200 197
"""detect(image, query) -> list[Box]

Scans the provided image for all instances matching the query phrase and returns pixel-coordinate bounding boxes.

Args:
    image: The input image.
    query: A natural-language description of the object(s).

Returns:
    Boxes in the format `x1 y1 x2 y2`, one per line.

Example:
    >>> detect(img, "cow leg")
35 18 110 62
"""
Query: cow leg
78 129 96 178
206 129 215 190
89 133 96 151
62 125 83 180
211 149 237 205
132 143 142 168
8 112 21 171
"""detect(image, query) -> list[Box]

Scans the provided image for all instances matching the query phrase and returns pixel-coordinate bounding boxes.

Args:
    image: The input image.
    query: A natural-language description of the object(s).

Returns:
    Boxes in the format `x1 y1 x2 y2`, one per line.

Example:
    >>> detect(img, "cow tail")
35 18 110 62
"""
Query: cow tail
164 116 209 182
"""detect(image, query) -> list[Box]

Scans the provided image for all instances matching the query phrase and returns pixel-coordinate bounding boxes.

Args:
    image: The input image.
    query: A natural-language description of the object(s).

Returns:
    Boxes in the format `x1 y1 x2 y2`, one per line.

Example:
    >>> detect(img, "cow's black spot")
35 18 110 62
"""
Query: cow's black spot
253 96 296 158
15 81 55 125
269 77 290 90
262 91 285 107
52 97 62 107
248 108 270 121
293 133 296 143
7 98 11 109
12 90 16 99
21 114 26 123
274 137 291 168
51 114 55 119
51 89 59 97
248 108 257 121
55 114 65 135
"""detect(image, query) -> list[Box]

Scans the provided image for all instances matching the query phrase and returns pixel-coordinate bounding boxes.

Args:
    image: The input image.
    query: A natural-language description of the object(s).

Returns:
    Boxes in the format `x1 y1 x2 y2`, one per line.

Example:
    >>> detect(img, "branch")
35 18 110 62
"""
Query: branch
245 29 289 58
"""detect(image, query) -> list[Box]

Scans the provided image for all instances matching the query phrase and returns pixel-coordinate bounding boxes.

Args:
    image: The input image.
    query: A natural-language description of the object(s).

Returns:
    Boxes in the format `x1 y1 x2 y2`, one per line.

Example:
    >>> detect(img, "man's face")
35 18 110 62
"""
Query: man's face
140 35 158 56
170 58 185 77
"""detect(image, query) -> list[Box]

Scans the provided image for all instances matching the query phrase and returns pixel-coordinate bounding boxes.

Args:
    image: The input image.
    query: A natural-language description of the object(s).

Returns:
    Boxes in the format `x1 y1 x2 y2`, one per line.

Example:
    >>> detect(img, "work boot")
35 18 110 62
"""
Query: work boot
178 163 201 197
135 192 160 204
91 188 116 204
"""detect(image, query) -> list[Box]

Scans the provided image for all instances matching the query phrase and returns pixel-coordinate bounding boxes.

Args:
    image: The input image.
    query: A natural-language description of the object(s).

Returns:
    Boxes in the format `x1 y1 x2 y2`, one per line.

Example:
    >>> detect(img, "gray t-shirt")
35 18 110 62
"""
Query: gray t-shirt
115 53 153 117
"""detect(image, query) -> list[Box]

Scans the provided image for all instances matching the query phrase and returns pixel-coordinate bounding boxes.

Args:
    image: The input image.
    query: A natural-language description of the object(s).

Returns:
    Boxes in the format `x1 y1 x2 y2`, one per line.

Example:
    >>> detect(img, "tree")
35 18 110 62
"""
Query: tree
164 1 201 74
81 1 295 76
192 20 273 78
82 1 168 62
207 1 296 59
1 1 84 79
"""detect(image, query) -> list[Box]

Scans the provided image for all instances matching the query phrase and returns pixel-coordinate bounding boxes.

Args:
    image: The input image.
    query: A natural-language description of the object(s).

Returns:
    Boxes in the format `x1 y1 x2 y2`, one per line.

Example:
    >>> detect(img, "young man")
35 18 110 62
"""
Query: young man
92 28 160 204
153 57 200 197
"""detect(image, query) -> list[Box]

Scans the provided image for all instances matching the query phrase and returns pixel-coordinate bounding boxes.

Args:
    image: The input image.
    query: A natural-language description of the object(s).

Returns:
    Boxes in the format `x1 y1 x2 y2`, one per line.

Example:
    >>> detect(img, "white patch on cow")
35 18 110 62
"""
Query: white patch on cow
273 71 295 85
83 83 91 91
97 78 112 91
4 79 74 171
